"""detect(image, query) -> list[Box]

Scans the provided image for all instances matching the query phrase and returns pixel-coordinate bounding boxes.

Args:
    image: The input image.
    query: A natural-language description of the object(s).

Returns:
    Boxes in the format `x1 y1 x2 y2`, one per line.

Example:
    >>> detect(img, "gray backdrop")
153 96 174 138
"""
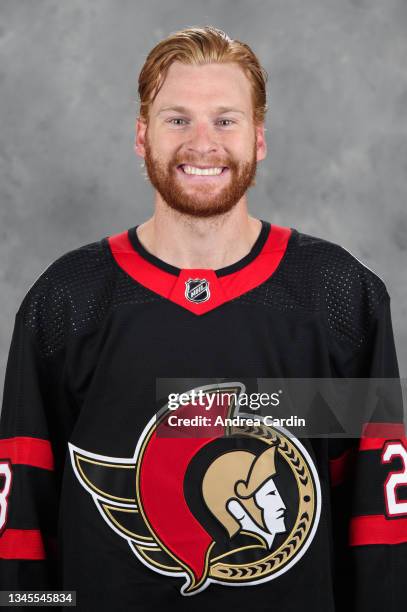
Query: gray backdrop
1 0 406 407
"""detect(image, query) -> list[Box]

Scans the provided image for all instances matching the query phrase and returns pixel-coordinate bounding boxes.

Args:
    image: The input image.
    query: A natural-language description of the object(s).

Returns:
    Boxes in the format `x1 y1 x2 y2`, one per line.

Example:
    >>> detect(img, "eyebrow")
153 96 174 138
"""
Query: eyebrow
156 105 246 116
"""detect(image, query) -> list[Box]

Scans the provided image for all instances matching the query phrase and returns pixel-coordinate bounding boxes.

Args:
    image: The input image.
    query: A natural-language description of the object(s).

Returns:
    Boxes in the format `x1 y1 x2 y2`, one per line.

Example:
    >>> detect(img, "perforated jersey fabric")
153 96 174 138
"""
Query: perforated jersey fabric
19 240 164 358
19 226 388 357
0 221 405 612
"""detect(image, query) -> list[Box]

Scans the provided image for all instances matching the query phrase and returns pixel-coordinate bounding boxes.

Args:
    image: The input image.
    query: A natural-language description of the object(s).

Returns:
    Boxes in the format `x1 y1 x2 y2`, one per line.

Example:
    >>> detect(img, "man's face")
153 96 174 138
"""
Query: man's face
135 61 266 218
254 477 287 534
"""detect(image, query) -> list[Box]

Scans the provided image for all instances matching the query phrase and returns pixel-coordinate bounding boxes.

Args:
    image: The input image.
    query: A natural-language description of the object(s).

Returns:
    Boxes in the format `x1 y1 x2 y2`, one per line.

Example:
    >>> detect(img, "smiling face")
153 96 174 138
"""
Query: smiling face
135 61 266 218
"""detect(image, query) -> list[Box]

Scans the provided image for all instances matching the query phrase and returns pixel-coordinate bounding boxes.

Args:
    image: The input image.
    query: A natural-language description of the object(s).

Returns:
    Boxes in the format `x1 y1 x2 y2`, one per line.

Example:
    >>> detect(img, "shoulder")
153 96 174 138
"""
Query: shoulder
288 227 388 292
288 227 388 298
289 228 389 348
16 235 123 356
245 226 390 351
17 231 164 356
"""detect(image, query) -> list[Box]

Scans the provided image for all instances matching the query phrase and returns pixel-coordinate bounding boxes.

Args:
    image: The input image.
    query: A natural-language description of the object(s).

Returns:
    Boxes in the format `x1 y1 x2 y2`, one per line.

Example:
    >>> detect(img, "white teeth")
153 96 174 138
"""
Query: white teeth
182 165 224 176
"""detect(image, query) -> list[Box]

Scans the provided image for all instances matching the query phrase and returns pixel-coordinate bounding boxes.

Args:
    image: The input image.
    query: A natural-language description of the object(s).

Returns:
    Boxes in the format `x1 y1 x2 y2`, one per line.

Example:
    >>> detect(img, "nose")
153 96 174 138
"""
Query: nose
185 121 220 157
277 495 286 511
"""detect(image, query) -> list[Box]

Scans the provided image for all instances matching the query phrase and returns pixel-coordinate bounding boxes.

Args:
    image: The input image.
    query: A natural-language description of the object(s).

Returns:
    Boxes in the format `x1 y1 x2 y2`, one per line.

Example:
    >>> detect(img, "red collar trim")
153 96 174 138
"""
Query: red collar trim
107 225 291 315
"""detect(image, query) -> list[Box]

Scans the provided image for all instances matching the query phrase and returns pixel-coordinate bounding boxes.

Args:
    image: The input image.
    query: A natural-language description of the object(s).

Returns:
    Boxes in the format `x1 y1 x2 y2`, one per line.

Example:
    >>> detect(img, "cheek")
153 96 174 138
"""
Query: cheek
227 138 255 161
154 137 181 160
147 141 177 166
265 494 279 510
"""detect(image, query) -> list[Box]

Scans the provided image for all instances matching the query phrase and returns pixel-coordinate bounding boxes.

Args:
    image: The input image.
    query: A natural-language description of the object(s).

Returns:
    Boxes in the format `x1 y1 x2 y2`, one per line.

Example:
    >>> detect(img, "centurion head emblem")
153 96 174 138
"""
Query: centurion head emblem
202 445 287 550
185 278 210 303
69 382 321 596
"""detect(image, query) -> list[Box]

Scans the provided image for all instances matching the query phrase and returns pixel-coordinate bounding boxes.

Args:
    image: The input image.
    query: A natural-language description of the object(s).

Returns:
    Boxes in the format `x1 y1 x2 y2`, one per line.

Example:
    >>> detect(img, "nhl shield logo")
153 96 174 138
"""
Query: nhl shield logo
185 278 210 303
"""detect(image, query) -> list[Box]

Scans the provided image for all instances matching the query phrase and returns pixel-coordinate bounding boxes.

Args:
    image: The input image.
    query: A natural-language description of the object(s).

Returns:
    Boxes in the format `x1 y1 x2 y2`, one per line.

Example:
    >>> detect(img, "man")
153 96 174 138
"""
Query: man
0 25 405 611
135 50 264 267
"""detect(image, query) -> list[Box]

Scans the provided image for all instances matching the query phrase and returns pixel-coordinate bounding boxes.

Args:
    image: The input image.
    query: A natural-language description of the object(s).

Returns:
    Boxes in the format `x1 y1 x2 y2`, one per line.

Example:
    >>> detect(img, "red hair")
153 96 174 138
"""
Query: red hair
138 26 268 125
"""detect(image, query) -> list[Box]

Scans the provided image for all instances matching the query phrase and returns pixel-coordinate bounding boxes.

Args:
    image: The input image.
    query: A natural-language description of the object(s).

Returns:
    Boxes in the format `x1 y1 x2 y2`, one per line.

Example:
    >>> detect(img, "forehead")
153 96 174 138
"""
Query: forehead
152 61 253 112
257 478 278 495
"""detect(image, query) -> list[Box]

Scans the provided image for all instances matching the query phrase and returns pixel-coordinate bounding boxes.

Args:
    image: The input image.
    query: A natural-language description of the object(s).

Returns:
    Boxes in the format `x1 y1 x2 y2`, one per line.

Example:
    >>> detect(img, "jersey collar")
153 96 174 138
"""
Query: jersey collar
107 220 291 315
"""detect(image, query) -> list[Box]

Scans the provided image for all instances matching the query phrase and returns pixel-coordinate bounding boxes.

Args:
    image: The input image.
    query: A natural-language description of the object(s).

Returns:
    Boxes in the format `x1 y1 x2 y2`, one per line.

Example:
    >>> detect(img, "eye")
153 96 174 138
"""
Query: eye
267 490 277 496
217 119 235 127
167 118 188 126
166 118 236 127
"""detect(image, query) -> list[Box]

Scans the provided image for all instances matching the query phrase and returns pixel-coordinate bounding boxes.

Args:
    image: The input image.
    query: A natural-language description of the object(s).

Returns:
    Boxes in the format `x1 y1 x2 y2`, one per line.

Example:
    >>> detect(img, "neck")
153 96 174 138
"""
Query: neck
136 200 263 270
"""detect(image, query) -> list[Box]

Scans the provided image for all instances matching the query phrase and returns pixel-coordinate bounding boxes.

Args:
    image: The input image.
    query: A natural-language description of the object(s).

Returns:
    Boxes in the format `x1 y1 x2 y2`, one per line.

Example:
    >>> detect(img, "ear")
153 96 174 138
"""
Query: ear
255 122 267 162
134 117 148 158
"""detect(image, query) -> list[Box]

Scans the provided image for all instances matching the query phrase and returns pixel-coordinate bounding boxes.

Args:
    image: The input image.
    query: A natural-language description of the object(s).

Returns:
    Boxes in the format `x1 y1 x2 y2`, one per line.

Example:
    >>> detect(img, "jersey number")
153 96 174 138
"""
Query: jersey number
382 441 407 517
0 460 12 533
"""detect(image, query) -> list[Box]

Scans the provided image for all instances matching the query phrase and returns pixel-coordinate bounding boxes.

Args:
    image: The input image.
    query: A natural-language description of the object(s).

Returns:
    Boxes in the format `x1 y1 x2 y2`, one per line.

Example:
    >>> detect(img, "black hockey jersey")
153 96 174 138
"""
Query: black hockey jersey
0 220 405 611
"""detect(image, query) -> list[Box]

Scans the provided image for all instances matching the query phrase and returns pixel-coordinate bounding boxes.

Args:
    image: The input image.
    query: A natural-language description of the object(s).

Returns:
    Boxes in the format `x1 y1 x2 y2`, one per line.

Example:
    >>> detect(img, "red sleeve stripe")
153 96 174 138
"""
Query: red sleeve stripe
350 514 407 546
0 437 54 470
0 529 46 559
360 423 407 451
329 448 356 487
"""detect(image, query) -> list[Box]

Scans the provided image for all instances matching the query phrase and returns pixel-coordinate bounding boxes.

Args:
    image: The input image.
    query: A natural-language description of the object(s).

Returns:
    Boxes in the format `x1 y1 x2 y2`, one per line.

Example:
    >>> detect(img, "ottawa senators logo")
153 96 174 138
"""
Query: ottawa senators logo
69 382 321 595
